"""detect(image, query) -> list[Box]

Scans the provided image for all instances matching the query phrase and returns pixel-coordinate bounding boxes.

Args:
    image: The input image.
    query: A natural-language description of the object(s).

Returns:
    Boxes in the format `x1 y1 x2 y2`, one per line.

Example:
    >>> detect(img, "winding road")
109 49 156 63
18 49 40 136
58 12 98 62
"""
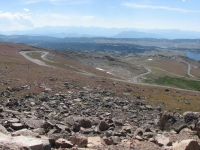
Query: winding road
133 67 151 83
19 51 53 67
19 50 97 76
185 61 196 78
19 50 200 93
132 61 199 83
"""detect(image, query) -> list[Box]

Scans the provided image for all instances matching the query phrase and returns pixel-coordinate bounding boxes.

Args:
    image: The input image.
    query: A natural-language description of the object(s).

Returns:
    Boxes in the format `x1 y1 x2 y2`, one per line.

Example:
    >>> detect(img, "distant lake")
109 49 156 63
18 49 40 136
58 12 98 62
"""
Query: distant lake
185 51 200 61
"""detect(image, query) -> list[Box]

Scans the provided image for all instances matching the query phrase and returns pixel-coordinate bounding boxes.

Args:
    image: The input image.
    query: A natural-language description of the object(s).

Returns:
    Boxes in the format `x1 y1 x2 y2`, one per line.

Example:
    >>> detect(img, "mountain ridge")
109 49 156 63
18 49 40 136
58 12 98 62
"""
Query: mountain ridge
1 26 200 39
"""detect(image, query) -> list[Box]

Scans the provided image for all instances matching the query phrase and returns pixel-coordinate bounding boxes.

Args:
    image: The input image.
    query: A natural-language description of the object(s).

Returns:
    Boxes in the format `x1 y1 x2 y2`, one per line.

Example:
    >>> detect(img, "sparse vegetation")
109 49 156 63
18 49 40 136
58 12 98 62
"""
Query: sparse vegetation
144 76 200 91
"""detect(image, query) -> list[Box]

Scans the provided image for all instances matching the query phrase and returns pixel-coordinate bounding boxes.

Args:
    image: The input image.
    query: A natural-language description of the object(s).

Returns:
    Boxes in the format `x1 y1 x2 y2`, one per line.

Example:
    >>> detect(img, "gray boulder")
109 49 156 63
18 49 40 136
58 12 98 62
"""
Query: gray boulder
99 120 109 131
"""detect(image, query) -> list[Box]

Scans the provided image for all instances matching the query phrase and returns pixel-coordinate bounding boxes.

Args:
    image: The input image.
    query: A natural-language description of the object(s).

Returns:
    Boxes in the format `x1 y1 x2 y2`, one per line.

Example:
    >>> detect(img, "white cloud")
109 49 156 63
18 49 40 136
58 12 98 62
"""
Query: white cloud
24 8 29 11
81 16 94 20
36 13 69 19
33 13 100 27
122 2 200 13
0 12 31 20
0 11 34 31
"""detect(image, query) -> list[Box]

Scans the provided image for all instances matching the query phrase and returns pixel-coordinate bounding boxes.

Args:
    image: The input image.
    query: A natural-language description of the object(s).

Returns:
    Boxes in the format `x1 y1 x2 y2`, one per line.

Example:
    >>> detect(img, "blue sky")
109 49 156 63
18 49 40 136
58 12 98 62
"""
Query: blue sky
0 0 200 31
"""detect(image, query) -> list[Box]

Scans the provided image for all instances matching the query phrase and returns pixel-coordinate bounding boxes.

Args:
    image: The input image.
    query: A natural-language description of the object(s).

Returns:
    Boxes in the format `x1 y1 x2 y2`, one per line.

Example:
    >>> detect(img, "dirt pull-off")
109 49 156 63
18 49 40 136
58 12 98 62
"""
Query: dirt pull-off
19 51 54 68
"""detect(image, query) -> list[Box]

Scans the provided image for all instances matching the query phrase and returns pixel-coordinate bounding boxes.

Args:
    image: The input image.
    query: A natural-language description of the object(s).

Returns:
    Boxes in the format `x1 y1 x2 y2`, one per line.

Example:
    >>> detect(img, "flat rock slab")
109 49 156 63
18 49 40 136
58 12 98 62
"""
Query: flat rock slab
87 136 105 148
0 141 26 150
55 138 73 148
11 129 39 137
24 118 45 129
0 132 50 150
155 134 171 146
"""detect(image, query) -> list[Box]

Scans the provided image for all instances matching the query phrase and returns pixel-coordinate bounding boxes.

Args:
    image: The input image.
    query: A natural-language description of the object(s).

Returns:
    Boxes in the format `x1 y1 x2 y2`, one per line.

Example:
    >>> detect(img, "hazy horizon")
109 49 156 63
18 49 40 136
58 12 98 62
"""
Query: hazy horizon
0 0 200 32
2 25 200 33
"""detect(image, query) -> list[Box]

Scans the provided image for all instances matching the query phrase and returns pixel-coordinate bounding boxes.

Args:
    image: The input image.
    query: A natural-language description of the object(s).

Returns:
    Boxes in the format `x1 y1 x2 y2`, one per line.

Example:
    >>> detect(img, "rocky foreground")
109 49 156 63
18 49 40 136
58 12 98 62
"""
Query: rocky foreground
0 83 200 150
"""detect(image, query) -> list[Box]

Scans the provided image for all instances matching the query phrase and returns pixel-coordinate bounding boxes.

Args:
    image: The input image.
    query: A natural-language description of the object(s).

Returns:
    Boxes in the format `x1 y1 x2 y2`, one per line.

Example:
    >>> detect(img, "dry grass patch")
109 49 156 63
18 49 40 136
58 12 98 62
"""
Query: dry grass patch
144 58 188 76
144 89 200 113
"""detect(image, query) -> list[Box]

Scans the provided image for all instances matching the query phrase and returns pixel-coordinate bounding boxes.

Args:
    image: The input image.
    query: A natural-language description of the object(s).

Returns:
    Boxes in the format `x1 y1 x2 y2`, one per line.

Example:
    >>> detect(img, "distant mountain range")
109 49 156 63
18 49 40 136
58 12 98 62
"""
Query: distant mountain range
0 26 200 39
113 31 160 38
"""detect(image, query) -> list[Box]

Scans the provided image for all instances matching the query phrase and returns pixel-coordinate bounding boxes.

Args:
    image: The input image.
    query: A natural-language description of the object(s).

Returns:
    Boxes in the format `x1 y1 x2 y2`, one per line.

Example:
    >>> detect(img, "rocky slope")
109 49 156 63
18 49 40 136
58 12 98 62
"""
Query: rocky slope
0 82 200 150
0 42 200 150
